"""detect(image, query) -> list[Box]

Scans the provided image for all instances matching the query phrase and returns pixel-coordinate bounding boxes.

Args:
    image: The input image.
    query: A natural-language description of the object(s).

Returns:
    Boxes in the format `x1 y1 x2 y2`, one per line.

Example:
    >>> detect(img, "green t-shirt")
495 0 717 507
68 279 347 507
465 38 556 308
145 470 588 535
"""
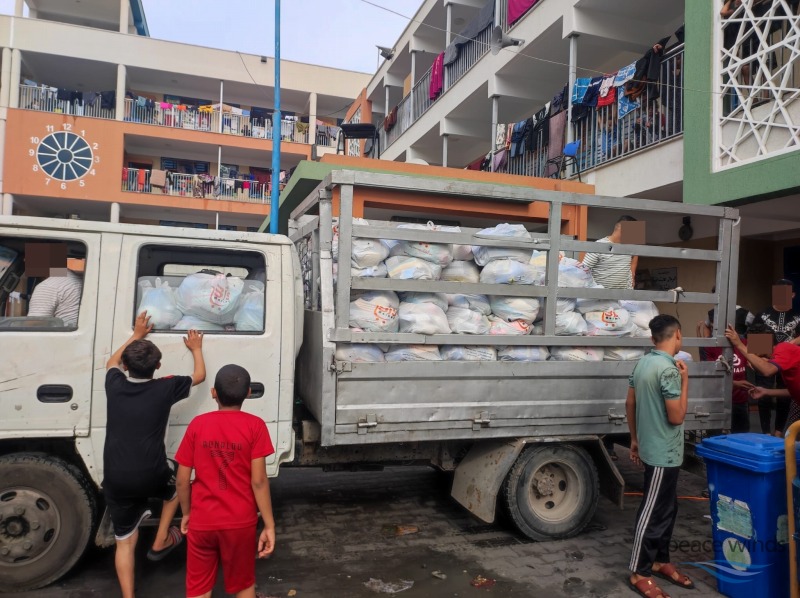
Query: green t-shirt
628 349 684 467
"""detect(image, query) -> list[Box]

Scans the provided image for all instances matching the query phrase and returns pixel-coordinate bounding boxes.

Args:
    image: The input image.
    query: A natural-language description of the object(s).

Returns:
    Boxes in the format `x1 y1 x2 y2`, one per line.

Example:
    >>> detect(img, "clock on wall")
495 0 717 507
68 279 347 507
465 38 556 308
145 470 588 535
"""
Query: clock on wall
29 125 99 189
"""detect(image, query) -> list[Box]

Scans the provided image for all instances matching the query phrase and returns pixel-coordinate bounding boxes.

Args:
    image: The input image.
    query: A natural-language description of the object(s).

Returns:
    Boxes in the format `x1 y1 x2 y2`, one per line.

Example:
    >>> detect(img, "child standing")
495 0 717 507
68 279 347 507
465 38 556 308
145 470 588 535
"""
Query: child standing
103 311 206 598
175 364 276 598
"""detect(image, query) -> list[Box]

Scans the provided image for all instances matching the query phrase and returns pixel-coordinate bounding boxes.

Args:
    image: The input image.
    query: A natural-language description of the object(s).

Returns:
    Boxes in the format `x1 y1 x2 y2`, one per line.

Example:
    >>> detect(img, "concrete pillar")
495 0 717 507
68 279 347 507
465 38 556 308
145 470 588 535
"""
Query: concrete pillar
218 80 224 133
115 64 126 121
119 0 130 33
14 0 24 17
8 49 20 109
308 92 317 146
446 3 453 44
442 134 449 168
2 193 13 216
494 0 501 28
567 34 578 144
490 95 499 172
410 50 417 116
1 48 12 108
110 202 120 223
385 84 390 117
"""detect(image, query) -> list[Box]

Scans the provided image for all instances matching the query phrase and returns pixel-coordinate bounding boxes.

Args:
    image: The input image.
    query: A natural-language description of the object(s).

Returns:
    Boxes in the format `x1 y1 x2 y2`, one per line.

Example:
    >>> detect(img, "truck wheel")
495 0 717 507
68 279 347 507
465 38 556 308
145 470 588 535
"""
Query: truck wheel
0 454 97 592
502 444 599 541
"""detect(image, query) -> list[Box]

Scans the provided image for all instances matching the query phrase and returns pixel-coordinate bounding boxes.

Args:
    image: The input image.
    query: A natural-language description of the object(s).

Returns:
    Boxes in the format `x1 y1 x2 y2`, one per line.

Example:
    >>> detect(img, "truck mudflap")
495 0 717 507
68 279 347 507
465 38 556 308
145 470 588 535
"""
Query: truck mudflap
451 436 624 524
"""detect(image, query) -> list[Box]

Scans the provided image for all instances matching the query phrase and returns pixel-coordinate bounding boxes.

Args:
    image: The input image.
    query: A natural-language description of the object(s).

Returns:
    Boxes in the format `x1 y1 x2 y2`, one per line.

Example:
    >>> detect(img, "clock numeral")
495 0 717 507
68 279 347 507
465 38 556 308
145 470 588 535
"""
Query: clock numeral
62 123 72 131
30 137 39 144
90 169 96 176
45 178 51 185
92 143 99 150
94 156 100 163
28 149 34 156
79 180 85 187
60 182 66 190
45 125 54 133
32 164 38 172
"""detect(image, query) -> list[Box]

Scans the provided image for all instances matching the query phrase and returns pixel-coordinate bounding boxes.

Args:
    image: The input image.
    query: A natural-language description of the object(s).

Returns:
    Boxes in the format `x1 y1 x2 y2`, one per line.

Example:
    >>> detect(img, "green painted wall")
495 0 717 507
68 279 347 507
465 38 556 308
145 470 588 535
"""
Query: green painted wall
683 2 800 206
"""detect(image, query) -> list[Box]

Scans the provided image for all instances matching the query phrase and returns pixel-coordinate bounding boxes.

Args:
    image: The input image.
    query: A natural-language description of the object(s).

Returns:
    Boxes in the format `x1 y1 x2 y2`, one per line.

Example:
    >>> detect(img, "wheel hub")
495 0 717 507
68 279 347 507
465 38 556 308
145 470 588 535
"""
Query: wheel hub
0 489 60 565
533 467 556 497
527 462 581 524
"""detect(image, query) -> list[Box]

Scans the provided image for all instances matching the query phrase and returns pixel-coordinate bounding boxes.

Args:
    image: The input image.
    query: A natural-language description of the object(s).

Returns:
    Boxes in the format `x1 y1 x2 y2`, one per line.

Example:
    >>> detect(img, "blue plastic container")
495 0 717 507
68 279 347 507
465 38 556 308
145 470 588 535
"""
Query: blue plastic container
696 434 790 598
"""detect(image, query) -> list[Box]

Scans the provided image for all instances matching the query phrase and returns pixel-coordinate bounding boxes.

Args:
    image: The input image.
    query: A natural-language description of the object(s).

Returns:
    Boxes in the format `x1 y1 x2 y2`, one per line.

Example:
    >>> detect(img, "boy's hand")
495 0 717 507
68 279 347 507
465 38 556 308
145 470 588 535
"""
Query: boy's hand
183 330 203 352
133 311 153 339
180 514 190 535
676 359 688 380
725 324 745 351
750 386 768 400
629 440 642 467
257 527 275 558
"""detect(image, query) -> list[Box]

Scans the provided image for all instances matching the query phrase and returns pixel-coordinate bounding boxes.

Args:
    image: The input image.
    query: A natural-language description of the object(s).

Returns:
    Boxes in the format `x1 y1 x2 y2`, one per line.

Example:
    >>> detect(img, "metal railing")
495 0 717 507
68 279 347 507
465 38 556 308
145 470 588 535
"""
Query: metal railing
123 99 310 143
383 94 413 149
316 125 340 147
412 65 435 122
122 168 270 204
19 84 115 119
444 24 493 92
497 129 549 177
571 46 684 174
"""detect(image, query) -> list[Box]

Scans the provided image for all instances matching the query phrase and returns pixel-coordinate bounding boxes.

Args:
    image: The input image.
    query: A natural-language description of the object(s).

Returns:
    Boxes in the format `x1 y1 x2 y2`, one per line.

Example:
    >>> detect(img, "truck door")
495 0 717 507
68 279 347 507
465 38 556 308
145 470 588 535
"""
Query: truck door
0 229 100 437
91 237 284 479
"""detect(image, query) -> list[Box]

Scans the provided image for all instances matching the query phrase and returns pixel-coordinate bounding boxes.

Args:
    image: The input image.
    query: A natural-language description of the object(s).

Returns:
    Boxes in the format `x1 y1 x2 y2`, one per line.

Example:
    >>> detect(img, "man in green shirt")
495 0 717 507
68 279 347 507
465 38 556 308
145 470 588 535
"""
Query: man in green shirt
626 315 694 597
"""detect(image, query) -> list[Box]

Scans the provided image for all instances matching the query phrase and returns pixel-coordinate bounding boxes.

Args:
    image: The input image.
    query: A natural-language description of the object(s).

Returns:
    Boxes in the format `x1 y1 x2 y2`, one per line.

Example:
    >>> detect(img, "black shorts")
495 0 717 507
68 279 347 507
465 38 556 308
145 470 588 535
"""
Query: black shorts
103 462 177 540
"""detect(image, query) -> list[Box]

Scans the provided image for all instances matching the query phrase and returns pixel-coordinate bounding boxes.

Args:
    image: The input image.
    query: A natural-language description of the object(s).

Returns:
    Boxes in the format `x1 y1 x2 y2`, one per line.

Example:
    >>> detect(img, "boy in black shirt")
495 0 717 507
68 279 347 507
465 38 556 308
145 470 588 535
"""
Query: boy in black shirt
103 311 205 598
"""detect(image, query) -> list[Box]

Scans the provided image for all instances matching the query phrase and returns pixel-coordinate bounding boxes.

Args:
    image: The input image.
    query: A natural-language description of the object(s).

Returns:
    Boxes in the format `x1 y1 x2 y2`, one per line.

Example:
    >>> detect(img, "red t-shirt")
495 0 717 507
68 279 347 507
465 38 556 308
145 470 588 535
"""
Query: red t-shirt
770 342 800 404
175 410 274 531
703 343 748 405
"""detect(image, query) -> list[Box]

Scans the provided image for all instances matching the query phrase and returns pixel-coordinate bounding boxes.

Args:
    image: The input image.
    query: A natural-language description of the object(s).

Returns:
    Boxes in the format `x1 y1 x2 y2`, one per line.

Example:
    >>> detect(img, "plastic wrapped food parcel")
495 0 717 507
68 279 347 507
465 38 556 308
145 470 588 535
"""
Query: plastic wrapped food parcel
333 220 658 363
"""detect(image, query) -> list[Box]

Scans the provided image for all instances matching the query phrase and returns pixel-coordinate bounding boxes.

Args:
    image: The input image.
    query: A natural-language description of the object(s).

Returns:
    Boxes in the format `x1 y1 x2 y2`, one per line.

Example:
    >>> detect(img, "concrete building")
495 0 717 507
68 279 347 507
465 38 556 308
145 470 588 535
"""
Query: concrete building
0 0 370 230
345 0 800 314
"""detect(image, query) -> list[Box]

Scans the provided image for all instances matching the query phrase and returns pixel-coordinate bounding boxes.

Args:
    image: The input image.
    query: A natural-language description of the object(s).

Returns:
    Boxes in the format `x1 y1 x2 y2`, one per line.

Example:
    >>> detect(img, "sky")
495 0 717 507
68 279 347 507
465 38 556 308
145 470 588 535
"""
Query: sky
0 0 424 74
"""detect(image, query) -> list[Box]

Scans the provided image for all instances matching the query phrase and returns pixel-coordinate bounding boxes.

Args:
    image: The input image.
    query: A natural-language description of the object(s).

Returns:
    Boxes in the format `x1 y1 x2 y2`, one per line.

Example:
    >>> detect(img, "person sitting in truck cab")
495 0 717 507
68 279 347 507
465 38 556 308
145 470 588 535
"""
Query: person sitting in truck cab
27 257 85 327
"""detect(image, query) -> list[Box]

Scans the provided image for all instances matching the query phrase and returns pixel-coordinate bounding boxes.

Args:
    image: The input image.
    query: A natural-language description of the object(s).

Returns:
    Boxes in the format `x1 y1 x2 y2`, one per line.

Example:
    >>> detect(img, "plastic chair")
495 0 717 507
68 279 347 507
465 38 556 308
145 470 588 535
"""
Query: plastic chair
546 140 582 182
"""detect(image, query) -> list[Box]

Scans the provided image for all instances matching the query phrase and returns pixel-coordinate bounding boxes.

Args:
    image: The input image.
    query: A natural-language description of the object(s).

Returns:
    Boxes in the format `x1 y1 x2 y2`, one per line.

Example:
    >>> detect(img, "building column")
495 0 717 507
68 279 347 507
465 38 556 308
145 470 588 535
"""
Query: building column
494 0 501 28
110 202 120 223
490 95 499 172
445 2 453 44
115 64 126 121
8 49 20 109
442 134 449 168
1 48 12 108
119 0 130 33
14 0 24 17
410 50 417 116
308 92 317 145
384 84 390 117
2 194 13 216
567 34 578 144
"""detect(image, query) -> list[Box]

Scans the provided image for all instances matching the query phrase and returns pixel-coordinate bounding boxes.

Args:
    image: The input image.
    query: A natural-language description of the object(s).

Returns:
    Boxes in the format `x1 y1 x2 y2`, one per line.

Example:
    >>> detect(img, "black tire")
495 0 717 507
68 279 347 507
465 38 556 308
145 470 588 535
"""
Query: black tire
0 453 97 592
502 444 599 541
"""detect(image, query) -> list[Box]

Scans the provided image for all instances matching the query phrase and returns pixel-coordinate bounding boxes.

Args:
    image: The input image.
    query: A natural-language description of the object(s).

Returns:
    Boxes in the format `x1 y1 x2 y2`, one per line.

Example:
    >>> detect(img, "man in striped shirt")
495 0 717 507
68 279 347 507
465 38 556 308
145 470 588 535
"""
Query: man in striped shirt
582 216 639 289
27 258 84 327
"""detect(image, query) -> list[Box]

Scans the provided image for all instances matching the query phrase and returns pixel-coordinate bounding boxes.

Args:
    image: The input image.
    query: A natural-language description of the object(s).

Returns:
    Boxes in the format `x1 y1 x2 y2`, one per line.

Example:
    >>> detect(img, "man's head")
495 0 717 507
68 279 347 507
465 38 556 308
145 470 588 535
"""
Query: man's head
121 340 162 379
212 364 251 408
649 314 682 353
774 278 796 311
610 215 637 242
746 321 776 357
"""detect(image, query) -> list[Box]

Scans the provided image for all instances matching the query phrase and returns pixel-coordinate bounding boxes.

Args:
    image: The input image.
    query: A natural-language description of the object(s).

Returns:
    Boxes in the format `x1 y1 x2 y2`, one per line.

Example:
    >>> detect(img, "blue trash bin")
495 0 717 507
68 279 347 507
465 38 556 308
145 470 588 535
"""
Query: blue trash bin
696 434 791 598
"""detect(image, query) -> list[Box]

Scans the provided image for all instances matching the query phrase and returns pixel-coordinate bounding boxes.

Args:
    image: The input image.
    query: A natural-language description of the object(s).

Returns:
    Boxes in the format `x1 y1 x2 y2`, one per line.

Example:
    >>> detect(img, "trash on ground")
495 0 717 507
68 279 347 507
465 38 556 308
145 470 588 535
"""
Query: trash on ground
432 570 447 580
288 591 297 597
364 578 414 594
470 574 496 588
382 524 420 537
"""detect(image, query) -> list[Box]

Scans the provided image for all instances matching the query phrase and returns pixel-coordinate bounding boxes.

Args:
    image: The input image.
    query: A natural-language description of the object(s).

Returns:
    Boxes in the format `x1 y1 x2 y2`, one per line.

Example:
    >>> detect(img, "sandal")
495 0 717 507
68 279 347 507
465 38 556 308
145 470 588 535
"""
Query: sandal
628 576 670 598
147 526 183 562
652 563 695 589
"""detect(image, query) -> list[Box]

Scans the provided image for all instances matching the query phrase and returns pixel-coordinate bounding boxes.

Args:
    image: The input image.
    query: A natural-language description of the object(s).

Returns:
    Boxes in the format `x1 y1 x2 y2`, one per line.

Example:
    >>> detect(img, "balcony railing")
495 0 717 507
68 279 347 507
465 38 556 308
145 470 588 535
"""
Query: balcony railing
497 129 549 177
412 65 435 122
122 168 270 205
19 84 115 119
444 24 493 93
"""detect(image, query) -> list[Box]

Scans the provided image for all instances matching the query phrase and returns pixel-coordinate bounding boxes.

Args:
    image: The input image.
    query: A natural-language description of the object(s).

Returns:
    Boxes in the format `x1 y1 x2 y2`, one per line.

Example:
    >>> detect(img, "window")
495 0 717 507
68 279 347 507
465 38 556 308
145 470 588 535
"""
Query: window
0 238 86 331
135 245 266 333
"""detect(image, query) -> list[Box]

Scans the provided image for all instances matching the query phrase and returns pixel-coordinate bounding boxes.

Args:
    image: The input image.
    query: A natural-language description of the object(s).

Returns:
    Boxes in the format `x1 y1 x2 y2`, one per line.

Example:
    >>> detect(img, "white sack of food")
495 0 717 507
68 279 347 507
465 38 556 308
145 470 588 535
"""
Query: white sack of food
442 260 480 283
452 244 474 261
488 316 533 335
386 256 442 280
441 346 497 361
391 222 454 266
540 298 577 314
472 223 532 266
555 312 588 336
490 296 540 324
175 272 244 324
172 315 225 331
632 325 653 338
447 293 491 315
385 345 443 361
577 287 621 313
604 347 647 361
398 302 451 335
333 218 388 266
352 263 388 278
349 290 400 332
529 250 548 281
559 258 595 288
550 346 605 361
398 292 448 312
335 344 386 362
676 351 694 362
447 307 490 334
480 259 543 285
233 291 265 331
498 346 551 362
584 309 631 332
137 278 183 329
531 323 544 335
620 300 660 330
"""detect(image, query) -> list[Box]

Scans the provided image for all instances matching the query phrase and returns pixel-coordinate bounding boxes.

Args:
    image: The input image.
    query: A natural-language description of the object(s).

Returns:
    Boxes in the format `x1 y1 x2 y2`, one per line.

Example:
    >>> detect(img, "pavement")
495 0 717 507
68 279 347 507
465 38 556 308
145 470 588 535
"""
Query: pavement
6 444 728 598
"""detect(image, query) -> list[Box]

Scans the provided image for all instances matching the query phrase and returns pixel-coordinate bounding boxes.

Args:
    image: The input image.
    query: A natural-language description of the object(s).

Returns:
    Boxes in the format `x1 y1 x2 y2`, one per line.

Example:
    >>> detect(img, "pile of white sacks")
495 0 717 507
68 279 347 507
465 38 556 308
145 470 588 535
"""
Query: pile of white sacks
334 220 659 363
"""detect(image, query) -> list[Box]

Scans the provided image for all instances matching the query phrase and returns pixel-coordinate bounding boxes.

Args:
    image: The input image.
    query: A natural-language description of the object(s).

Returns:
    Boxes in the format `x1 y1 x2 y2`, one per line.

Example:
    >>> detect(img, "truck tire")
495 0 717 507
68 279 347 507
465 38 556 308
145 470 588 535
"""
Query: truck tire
0 453 97 592
502 444 599 541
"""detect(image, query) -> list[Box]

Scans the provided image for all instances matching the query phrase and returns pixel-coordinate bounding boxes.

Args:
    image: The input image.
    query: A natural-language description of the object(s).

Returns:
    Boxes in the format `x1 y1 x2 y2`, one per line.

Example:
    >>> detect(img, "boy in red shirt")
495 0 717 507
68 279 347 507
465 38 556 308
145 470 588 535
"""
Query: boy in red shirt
175 364 276 598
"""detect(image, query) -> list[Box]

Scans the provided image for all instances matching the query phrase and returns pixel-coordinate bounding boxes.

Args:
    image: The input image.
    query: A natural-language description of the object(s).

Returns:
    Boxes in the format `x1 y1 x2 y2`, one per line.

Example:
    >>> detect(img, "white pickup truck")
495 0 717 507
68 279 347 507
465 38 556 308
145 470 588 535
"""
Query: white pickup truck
0 169 739 591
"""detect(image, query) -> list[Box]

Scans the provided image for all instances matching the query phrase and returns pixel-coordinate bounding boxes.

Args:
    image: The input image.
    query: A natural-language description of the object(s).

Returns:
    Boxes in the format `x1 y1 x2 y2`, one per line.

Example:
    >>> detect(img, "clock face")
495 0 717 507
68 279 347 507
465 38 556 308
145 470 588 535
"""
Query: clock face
29 125 99 189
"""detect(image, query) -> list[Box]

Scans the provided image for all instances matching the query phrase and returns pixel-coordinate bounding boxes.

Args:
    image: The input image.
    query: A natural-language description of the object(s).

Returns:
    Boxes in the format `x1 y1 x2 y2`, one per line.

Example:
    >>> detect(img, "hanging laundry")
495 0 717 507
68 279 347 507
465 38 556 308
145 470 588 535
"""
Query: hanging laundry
57 88 71 102
136 168 146 191
84 92 99 107
100 90 116 109
581 77 604 107
150 169 167 188
571 104 591 124
509 120 529 158
614 61 637 87
506 124 513 149
546 111 567 177
466 155 485 171
596 73 618 107
492 148 508 171
618 90 640 119
429 52 445 100
495 123 507 150
571 78 592 105
521 117 534 152
443 0 494 66
136 96 147 107
624 36 670 102
550 85 568 115
508 0 540 26
384 107 398 132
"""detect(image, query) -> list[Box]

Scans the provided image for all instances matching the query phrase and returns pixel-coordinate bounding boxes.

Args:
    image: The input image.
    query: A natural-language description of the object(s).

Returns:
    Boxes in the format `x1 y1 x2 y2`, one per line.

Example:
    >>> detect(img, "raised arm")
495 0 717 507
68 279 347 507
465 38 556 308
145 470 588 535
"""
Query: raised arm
106 311 152 369
251 456 275 558
182 330 206 386
725 324 779 377
664 361 689 425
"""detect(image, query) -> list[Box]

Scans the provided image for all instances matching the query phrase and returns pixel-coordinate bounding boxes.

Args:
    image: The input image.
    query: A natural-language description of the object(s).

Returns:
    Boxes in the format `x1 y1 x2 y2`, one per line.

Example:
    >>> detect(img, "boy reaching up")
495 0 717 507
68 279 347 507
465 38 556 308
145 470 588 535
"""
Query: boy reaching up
176 364 276 598
103 311 206 598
